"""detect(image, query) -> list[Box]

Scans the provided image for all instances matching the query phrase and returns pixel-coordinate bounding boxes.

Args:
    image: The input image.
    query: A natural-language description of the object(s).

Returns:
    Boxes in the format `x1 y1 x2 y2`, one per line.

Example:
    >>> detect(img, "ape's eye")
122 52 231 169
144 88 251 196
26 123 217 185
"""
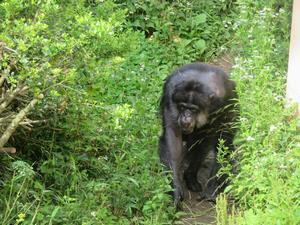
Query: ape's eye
178 104 185 111
191 109 198 113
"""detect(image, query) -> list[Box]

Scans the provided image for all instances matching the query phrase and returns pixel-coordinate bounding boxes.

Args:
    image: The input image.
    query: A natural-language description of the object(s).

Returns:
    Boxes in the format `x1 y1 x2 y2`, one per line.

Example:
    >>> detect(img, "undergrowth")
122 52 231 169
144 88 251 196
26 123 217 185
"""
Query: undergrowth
0 0 236 224
217 1 300 224
0 0 298 224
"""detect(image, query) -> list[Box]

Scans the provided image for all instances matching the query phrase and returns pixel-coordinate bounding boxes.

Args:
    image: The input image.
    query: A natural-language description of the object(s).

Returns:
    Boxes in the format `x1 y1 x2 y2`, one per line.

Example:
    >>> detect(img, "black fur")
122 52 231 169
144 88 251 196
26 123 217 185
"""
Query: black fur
158 62 238 208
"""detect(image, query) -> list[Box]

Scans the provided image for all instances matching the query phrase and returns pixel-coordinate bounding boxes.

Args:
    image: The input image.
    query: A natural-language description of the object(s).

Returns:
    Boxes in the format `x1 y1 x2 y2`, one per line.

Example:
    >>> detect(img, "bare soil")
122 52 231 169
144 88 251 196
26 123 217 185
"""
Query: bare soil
178 191 216 225
210 53 233 74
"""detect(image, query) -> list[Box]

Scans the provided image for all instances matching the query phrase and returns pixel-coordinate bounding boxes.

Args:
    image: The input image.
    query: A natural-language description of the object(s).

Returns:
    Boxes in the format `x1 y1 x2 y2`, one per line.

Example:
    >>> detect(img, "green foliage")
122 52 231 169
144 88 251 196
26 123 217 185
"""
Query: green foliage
116 0 236 60
2 0 297 224
216 194 237 225
0 0 236 224
217 0 300 224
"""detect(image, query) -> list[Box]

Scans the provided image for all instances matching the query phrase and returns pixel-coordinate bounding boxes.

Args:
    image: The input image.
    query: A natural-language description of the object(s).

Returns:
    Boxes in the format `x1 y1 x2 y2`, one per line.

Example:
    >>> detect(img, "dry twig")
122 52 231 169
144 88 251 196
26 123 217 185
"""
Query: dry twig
0 147 16 154
0 85 29 114
0 94 43 149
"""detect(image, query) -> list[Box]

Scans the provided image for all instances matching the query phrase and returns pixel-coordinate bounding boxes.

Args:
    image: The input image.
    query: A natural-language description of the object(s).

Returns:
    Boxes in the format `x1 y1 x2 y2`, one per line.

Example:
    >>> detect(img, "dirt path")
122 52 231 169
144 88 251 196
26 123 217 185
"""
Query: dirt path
179 192 216 225
211 53 233 74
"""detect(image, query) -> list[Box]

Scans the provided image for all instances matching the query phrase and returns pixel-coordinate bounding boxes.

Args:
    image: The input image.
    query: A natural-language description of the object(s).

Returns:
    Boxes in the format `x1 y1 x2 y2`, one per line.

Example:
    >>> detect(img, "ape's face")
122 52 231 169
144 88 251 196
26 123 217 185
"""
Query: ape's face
172 82 210 134
176 102 208 134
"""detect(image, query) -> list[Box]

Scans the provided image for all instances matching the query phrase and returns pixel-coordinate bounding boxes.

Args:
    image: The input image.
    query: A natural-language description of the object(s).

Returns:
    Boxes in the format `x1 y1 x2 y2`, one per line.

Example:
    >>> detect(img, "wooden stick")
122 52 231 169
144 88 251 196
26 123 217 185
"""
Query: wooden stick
0 147 16 153
0 118 47 125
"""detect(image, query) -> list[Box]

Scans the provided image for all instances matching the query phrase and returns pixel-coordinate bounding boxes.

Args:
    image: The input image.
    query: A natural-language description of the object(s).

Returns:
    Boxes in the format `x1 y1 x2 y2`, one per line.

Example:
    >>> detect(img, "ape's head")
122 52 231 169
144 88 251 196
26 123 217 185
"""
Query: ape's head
172 81 212 134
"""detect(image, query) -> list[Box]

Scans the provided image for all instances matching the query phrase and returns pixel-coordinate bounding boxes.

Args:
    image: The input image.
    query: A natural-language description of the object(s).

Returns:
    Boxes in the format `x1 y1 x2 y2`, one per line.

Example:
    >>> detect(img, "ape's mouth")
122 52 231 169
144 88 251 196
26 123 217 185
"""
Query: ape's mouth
182 127 194 134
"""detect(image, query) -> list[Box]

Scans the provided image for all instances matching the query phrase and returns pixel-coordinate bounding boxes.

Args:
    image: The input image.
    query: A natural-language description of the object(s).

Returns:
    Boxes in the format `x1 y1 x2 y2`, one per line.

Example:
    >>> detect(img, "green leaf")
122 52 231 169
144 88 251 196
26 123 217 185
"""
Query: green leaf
181 39 192 47
193 14 207 25
193 39 206 52
50 207 60 221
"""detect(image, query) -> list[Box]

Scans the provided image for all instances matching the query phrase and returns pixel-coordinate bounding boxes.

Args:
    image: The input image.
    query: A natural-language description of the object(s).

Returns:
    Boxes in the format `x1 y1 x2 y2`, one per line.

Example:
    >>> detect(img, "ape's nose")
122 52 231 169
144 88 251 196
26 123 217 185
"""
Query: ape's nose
182 117 192 128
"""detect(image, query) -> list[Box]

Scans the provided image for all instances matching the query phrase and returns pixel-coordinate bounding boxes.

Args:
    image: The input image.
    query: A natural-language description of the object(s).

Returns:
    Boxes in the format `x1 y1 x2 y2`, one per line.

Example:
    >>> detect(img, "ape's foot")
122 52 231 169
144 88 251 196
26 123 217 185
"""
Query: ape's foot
184 172 202 192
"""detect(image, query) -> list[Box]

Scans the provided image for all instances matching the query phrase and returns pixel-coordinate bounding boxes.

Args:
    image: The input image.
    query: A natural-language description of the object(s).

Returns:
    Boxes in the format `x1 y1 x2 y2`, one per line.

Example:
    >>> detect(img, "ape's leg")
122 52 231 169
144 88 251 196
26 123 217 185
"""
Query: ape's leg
198 156 220 202
184 142 214 192
198 134 235 201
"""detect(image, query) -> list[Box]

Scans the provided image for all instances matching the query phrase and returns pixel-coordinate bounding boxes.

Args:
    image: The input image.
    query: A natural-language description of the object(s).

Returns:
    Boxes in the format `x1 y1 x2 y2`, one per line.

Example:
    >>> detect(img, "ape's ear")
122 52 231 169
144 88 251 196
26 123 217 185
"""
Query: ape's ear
227 79 236 91
209 93 215 100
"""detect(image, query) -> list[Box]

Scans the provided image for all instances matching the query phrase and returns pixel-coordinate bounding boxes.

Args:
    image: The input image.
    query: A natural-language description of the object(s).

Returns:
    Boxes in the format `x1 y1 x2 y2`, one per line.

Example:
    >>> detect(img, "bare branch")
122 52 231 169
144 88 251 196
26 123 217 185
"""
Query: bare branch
0 74 6 87
20 119 48 126
0 85 29 114
0 147 16 154
0 114 15 124
0 41 18 54
0 117 47 126
3 46 18 54
0 94 43 148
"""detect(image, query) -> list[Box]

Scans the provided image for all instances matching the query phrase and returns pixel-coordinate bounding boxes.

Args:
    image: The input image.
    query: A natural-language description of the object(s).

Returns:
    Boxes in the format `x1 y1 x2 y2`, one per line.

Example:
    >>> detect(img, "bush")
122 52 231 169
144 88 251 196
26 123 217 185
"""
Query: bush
116 0 236 61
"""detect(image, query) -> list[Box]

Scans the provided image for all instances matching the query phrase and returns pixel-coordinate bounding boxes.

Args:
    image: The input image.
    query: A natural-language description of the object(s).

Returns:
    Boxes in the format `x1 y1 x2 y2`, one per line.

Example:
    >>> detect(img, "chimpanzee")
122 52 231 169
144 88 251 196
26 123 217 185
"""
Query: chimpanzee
159 62 237 208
